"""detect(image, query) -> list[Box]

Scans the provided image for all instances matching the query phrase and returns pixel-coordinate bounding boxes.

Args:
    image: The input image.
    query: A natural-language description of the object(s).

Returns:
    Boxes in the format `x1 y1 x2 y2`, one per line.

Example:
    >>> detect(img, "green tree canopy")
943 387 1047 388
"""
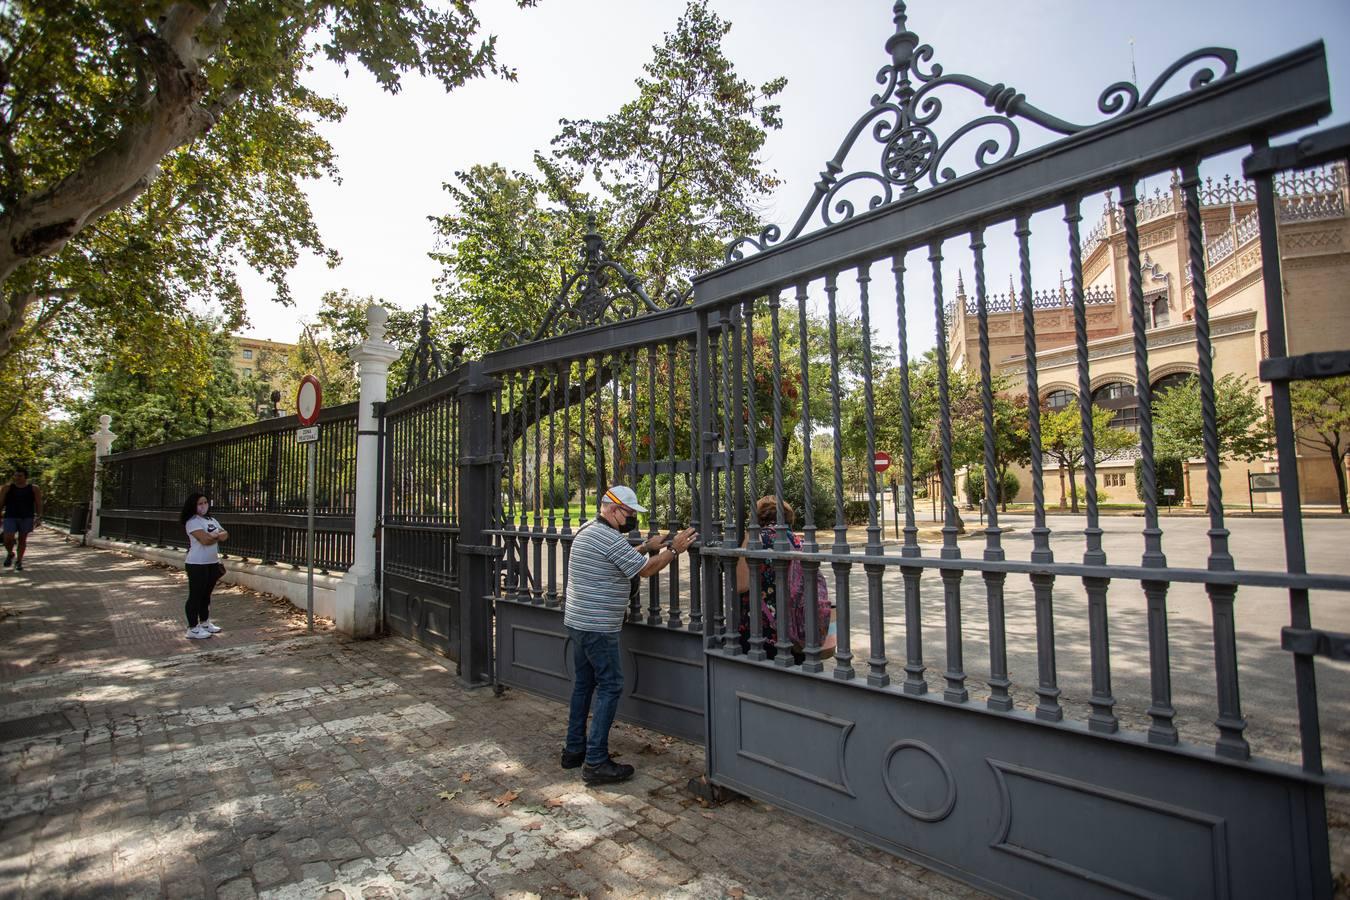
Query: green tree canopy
429 0 786 356
1291 375 1350 515
1041 400 1138 513
1152 373 1273 465
0 0 534 362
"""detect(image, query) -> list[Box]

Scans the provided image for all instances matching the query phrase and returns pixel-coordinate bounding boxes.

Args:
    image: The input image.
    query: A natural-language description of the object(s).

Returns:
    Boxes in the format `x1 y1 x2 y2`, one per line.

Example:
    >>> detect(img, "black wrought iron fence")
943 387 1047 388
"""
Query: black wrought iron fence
98 403 358 571
487 330 704 628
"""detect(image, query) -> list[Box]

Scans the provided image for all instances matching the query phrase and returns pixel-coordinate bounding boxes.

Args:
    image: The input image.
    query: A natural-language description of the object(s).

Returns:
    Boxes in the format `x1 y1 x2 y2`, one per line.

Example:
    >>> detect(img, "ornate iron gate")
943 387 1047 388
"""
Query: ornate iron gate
385 6 1347 895
484 222 708 742
687 6 1345 898
380 318 466 662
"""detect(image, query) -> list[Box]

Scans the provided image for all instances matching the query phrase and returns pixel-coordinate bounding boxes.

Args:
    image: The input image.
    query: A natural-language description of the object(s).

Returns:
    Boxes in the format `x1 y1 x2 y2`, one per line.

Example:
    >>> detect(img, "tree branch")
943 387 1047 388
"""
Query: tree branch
0 2 242 291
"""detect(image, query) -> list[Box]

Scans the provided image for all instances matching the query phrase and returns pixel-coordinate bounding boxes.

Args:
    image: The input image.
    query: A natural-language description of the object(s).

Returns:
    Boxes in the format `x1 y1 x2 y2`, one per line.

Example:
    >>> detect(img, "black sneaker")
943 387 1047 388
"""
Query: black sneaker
582 758 635 786
2 552 10 568
560 749 585 770
13 561 21 572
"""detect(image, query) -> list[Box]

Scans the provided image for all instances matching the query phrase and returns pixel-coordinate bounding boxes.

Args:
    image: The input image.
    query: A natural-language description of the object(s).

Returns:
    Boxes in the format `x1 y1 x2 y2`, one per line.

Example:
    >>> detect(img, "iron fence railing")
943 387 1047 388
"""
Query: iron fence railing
97 402 358 572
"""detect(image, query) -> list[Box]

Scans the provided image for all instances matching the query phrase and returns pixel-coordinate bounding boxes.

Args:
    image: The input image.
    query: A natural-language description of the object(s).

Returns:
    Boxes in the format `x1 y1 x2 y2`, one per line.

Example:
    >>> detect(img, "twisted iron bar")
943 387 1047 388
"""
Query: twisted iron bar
1065 200 1105 566
794 283 816 550
1016 215 1050 564
891 253 923 694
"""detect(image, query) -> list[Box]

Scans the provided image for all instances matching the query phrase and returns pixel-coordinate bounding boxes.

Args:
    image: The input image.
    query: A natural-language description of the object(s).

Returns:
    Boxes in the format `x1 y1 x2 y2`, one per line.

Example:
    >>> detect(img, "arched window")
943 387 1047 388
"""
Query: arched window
1092 381 1140 432
1044 389 1075 412
1151 372 1192 397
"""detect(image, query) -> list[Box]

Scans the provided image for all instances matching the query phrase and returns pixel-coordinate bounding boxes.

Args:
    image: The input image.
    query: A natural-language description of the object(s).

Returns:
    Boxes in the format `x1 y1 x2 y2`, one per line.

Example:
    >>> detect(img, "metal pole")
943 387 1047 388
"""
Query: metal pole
306 439 316 633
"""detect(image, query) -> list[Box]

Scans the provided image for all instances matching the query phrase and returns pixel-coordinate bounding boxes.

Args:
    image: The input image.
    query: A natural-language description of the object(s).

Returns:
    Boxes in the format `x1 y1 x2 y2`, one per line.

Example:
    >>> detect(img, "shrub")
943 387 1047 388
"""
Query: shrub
1135 456 1184 503
965 469 1021 507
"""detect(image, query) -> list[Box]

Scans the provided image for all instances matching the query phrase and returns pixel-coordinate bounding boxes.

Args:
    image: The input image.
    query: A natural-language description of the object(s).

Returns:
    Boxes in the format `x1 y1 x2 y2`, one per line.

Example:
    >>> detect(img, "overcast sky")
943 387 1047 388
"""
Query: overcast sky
234 0 1350 361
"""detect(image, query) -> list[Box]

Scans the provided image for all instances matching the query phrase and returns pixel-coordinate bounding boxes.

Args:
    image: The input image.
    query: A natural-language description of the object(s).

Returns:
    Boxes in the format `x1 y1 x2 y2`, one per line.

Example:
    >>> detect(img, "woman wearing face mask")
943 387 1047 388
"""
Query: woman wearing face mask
180 493 230 640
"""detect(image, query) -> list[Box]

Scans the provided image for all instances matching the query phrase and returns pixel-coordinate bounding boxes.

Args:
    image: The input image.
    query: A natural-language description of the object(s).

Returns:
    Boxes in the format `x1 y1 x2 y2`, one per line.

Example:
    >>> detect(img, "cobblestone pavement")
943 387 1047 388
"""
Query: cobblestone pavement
0 531 986 899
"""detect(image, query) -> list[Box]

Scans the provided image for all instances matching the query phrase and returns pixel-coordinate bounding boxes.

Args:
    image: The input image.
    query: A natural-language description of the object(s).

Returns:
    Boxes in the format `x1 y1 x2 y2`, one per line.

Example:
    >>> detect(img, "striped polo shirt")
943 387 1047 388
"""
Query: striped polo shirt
563 519 646 633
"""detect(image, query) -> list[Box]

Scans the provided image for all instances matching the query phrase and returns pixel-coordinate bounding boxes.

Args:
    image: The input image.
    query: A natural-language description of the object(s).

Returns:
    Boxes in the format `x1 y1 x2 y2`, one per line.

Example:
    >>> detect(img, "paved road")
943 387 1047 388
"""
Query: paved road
832 513 1350 769
0 531 982 899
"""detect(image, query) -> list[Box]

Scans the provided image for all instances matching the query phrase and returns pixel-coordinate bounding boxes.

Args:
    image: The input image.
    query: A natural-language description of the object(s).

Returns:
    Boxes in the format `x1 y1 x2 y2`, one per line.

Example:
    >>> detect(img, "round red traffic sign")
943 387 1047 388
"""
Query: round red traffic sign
873 451 891 473
296 374 323 426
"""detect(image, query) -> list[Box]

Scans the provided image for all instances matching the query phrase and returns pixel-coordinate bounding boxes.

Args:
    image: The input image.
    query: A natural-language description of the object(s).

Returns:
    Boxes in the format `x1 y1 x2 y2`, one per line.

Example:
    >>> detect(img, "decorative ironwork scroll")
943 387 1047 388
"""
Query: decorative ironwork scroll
504 216 692 347
725 2 1238 261
400 305 460 394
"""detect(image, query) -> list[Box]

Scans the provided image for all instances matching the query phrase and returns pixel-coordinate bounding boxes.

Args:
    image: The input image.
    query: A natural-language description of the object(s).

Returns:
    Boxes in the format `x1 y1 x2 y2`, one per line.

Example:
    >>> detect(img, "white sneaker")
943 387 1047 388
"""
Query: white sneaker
201 620 222 634
186 626 212 640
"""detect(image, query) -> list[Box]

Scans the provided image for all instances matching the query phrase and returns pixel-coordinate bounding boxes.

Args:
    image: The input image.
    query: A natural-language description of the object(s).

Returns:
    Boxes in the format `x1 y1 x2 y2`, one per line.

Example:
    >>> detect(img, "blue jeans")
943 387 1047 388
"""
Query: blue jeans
564 628 624 766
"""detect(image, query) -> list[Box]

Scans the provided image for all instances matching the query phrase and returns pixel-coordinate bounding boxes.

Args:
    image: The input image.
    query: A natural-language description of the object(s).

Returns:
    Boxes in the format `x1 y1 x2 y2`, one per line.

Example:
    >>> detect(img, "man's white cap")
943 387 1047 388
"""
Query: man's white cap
603 485 647 513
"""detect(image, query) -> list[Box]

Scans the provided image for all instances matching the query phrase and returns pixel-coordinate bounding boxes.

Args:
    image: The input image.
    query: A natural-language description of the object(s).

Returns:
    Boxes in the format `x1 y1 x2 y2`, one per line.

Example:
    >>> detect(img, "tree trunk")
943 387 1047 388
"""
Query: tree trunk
0 4 241 363
1067 464 1080 514
1335 448 1349 515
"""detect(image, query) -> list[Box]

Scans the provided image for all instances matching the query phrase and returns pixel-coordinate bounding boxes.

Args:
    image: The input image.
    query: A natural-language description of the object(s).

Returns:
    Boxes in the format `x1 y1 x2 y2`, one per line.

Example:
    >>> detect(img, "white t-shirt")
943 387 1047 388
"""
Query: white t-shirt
185 515 223 565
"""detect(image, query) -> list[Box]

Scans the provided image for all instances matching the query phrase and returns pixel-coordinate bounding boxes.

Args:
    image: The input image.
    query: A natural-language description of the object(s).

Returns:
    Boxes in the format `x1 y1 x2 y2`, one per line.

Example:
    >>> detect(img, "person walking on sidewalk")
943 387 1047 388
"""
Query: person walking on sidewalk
181 493 229 640
1 467 42 572
561 485 697 786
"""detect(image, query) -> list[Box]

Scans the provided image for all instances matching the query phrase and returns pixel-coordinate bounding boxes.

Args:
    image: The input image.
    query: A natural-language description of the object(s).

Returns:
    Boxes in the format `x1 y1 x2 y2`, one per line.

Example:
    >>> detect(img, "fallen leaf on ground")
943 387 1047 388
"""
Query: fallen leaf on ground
729 888 745 899
522 821 543 831
437 790 461 801
295 781 318 792
459 772 472 783
545 797 565 808
349 737 365 745
493 789 520 807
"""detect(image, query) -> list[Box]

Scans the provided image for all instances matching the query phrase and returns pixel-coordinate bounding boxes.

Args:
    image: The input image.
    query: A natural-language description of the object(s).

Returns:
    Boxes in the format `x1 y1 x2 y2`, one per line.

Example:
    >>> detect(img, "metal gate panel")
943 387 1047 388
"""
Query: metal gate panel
683 7 1344 899
708 655 1326 900
496 598 704 744
429 7 1350 897
383 569 459 661
381 355 465 662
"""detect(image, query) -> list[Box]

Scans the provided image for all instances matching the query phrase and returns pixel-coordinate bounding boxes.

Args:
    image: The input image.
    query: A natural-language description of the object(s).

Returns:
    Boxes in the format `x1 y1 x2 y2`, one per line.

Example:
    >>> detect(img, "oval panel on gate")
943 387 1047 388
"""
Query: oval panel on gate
882 739 957 822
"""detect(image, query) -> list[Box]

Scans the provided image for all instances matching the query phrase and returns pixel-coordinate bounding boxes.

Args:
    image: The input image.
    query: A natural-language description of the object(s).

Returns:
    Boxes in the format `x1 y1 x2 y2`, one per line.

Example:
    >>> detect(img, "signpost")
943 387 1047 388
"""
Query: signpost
873 453 892 540
296 375 322 633
1248 469 1280 513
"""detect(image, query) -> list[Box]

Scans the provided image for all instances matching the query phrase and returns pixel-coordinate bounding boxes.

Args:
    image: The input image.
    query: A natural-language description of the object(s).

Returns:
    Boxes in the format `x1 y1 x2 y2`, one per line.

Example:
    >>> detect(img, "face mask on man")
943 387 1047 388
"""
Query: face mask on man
617 511 639 533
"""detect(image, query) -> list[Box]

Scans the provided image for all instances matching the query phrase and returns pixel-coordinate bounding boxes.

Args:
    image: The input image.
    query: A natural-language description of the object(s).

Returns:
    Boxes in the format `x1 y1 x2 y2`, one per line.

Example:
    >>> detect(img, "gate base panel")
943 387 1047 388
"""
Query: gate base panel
706 655 1330 900
495 598 704 744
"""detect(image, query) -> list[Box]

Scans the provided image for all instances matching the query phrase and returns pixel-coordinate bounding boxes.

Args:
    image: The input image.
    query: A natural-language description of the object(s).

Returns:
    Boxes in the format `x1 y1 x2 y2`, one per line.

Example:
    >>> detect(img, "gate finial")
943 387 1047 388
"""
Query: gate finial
399 304 449 394
514 218 691 345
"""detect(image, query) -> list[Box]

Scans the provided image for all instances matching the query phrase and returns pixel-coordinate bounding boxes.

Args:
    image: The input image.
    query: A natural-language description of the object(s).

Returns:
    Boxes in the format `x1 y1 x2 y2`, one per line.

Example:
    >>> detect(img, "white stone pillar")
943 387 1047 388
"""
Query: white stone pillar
335 306 400 638
89 415 116 541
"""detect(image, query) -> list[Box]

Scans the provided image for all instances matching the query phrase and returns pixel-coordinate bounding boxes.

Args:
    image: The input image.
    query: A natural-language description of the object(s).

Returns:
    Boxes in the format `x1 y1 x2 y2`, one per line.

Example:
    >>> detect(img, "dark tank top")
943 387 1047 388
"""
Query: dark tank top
3 484 34 517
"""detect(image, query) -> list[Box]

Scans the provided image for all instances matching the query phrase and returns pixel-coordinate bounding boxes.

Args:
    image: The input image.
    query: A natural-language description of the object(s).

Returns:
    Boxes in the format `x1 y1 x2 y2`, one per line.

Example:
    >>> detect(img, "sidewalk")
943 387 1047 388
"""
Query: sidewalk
0 530 982 899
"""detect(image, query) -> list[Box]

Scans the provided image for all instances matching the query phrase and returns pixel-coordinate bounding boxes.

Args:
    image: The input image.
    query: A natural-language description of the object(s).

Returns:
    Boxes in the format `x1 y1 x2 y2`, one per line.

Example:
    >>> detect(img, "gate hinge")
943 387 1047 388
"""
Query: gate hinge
459 543 506 558
1259 350 1350 383
458 453 504 466
1281 626 1350 661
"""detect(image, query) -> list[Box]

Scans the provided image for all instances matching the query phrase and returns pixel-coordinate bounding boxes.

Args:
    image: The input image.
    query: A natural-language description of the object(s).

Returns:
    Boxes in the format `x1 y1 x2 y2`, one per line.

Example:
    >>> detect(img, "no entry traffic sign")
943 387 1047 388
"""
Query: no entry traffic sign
296 374 323 426
874 451 891 473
